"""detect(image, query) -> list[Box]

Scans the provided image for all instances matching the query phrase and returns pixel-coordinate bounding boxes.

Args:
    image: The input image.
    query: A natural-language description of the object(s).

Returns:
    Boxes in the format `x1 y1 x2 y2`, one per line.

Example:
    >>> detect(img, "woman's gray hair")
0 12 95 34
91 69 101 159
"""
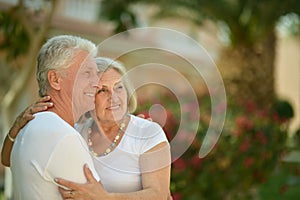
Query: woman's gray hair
95 57 137 113
36 35 96 97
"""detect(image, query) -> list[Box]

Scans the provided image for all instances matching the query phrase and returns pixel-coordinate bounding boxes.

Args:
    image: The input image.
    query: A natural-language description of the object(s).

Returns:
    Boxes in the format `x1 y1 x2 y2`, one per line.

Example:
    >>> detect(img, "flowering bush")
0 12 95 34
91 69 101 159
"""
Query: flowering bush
135 92 293 200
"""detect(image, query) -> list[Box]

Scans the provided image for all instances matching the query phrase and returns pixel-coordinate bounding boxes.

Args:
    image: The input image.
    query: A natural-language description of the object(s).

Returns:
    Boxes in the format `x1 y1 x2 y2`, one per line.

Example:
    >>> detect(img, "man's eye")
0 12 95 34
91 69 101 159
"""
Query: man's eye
85 71 90 77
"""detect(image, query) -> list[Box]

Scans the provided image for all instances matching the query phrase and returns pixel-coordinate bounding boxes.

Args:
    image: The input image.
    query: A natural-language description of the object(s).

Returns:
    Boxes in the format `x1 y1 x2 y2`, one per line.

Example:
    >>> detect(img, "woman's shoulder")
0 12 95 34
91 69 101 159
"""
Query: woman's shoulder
129 114 161 129
127 115 164 138
125 115 168 153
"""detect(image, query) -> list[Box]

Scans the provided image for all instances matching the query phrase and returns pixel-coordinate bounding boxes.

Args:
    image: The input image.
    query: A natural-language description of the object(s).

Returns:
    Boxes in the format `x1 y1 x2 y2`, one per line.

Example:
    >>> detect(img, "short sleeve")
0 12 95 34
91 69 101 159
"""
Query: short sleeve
45 134 99 185
140 123 169 153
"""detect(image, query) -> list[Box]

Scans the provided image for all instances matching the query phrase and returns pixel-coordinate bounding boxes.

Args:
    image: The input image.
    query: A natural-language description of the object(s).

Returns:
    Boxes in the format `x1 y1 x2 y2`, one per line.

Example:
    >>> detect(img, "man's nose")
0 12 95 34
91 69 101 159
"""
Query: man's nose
90 75 99 94
90 74 99 86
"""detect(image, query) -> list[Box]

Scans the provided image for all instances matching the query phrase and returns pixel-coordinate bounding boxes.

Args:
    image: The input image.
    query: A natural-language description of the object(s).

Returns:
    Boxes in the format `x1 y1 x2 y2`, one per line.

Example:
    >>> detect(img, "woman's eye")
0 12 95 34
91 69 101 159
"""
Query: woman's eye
97 88 106 94
115 85 124 91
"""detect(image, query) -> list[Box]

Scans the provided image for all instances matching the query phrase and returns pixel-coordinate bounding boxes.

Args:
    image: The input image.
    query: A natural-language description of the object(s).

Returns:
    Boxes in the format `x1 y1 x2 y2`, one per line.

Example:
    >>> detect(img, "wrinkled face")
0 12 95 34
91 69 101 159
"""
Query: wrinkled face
72 51 98 121
95 68 128 122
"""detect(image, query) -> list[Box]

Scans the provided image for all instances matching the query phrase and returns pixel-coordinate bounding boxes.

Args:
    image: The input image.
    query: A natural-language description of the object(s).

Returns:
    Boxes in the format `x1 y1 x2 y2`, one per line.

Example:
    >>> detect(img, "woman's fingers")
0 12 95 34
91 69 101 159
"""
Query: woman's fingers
7 96 54 140
84 164 97 183
30 96 53 114
137 114 145 118
30 102 53 114
19 96 53 125
137 114 153 121
36 95 51 103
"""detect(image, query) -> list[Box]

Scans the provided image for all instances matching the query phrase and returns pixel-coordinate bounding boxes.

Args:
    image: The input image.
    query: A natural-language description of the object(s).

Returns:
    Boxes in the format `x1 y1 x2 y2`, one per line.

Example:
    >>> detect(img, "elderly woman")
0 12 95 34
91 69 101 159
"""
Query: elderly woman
2 57 171 200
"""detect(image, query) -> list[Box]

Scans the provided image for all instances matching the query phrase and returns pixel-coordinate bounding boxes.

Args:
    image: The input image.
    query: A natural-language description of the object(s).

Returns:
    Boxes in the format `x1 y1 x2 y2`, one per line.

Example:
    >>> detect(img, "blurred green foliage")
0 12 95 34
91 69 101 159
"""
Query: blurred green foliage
99 0 300 43
136 92 294 199
0 11 29 61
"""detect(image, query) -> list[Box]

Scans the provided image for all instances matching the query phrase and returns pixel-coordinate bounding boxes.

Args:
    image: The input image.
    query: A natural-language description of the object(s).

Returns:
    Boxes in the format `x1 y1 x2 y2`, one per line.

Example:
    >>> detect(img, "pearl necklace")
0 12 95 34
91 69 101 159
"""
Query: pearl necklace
87 122 126 157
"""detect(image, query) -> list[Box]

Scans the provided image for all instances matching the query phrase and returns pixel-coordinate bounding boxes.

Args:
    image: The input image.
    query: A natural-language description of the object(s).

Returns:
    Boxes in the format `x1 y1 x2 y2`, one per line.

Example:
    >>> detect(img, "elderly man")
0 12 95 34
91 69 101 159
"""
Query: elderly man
6 35 100 200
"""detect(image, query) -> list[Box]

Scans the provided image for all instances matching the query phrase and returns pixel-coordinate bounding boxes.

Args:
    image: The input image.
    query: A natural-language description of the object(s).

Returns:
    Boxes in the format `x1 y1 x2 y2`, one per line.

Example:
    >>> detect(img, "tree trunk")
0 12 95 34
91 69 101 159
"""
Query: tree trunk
218 30 276 109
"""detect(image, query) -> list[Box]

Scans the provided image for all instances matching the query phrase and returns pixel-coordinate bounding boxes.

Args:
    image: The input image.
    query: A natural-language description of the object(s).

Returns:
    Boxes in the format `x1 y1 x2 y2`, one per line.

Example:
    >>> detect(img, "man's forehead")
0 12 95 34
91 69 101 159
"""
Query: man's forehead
81 58 97 70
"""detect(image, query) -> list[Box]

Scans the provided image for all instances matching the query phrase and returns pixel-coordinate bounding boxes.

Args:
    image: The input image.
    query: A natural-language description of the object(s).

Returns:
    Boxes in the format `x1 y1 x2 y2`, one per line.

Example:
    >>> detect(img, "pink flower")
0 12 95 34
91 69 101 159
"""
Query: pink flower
244 157 254 168
272 113 280 122
255 131 268 145
235 116 253 130
245 101 256 113
190 155 202 168
173 158 186 172
239 138 250 152
172 193 182 200
258 110 268 118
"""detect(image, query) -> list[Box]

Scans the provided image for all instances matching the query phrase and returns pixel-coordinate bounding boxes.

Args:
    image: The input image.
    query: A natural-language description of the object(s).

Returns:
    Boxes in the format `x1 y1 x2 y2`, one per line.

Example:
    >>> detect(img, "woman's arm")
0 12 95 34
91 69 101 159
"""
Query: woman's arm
55 142 172 200
1 96 53 166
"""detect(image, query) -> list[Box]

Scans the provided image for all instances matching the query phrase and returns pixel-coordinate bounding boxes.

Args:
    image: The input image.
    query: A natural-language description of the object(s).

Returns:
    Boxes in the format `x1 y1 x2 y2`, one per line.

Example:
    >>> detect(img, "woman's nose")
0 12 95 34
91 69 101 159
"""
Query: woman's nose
109 92 119 102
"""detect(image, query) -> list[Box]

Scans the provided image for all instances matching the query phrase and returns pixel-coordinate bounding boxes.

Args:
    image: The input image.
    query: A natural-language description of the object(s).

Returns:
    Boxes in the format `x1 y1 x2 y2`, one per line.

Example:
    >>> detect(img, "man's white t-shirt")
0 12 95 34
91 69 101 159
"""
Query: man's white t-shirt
11 112 99 200
79 114 169 193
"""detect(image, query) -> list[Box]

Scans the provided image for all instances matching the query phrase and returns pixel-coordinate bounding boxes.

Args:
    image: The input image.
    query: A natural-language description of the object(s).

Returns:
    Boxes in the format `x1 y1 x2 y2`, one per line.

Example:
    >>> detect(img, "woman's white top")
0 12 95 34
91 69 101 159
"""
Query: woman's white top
77 114 169 193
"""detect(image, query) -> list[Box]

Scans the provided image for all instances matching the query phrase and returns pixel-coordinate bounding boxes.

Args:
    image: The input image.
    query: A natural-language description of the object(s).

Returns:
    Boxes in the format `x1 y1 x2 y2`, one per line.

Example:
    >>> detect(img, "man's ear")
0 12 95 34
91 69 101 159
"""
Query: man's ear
48 70 61 90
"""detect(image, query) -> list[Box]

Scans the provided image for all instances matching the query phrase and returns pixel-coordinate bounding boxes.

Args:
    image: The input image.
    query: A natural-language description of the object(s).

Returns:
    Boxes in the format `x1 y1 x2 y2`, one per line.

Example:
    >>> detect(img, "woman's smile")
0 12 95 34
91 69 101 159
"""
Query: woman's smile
106 104 121 110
